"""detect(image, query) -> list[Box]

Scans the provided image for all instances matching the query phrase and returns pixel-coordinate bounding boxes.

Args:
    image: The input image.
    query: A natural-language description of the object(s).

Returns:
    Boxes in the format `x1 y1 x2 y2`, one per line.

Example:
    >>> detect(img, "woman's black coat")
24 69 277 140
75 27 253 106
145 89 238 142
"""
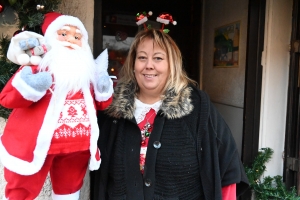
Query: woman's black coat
90 83 249 200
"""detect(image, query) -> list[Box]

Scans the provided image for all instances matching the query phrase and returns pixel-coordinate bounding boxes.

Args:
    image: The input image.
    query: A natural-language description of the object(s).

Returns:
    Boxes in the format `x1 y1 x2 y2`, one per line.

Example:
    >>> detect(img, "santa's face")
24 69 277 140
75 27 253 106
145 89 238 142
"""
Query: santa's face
57 25 82 49
38 25 96 96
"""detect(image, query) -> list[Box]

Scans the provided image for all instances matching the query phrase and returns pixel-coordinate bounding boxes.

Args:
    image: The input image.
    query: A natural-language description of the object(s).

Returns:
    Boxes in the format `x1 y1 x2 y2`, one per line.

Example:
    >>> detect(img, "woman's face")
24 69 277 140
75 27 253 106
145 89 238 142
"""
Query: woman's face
134 38 169 99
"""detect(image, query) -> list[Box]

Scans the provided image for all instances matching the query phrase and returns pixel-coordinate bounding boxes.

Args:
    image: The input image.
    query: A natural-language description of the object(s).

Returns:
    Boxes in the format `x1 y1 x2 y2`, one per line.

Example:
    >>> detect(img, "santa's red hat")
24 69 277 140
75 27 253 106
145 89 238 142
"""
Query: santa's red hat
42 12 88 42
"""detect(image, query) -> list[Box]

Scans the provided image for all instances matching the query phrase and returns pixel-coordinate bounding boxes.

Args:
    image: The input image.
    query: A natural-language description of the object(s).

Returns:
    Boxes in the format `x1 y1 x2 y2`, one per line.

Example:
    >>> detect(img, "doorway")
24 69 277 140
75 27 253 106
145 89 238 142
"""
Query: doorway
92 1 265 199
94 0 202 84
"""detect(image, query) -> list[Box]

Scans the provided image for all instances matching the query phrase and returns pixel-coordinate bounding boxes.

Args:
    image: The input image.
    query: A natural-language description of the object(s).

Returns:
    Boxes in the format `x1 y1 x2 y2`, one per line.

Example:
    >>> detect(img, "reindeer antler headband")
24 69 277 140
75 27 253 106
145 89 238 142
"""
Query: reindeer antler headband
136 11 177 33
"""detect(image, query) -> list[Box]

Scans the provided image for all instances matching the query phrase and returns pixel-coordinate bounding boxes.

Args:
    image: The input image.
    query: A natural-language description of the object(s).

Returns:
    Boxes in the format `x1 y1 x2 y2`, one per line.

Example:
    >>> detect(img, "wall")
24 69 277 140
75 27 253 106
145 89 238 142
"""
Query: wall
259 0 292 177
0 0 94 199
214 103 243 156
201 0 249 151
57 0 94 49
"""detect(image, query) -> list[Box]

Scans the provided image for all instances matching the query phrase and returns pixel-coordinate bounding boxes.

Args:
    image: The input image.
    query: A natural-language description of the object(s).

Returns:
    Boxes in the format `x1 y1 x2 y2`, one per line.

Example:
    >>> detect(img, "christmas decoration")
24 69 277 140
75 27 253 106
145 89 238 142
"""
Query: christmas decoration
115 31 127 41
19 37 40 50
13 29 22 36
0 1 5 13
9 0 60 33
0 0 61 119
135 11 177 33
0 9 113 198
156 13 177 33
36 4 44 10
136 11 153 30
245 148 300 199
156 13 177 25
25 44 51 56
8 0 16 6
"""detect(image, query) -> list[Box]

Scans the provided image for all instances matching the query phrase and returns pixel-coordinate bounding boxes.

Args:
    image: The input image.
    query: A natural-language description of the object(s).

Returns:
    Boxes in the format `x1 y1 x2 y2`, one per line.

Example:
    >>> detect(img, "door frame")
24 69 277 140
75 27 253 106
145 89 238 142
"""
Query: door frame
93 0 103 58
242 0 266 165
240 0 266 198
284 0 300 192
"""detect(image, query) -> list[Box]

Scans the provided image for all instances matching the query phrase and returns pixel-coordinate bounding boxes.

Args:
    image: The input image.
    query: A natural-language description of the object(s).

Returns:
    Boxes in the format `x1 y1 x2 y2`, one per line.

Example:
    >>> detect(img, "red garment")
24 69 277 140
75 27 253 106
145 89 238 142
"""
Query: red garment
49 92 92 154
0 65 112 175
138 108 156 173
137 109 237 198
4 150 90 199
222 184 236 200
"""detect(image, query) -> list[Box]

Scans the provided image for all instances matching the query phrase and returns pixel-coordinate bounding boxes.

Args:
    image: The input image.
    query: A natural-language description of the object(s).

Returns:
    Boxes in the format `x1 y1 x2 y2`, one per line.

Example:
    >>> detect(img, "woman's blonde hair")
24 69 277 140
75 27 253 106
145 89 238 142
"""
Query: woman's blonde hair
118 29 196 95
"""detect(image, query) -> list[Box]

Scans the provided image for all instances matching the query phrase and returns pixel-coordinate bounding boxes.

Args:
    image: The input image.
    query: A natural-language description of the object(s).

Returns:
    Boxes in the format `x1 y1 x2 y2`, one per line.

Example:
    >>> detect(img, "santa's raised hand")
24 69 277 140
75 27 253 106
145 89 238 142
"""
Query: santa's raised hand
94 49 114 101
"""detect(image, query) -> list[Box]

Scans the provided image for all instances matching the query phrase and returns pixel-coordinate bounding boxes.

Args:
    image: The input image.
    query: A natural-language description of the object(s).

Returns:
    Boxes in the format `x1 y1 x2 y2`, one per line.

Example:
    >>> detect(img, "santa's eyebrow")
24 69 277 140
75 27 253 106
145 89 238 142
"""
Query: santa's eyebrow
75 29 81 34
60 26 70 31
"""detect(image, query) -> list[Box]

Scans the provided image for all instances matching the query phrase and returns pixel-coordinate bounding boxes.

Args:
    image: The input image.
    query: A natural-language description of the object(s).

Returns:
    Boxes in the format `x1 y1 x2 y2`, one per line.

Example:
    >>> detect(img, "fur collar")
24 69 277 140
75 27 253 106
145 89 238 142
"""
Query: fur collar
105 81 194 119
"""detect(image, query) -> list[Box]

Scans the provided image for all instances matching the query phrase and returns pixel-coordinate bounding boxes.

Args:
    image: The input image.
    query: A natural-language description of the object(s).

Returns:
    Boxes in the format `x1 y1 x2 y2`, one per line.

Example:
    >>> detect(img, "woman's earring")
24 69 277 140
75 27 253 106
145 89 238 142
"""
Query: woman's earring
133 70 135 73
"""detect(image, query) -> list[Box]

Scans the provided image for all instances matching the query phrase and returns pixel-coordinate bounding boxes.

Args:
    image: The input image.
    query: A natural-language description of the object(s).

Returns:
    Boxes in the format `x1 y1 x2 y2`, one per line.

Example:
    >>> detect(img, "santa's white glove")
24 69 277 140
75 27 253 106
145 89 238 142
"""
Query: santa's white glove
97 74 111 93
20 66 52 92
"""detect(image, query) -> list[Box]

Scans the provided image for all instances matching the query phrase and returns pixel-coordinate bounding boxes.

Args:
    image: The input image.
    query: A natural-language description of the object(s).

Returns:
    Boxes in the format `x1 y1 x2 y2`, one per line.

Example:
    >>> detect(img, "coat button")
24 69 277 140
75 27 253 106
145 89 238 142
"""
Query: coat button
113 120 117 124
153 141 161 149
145 179 152 187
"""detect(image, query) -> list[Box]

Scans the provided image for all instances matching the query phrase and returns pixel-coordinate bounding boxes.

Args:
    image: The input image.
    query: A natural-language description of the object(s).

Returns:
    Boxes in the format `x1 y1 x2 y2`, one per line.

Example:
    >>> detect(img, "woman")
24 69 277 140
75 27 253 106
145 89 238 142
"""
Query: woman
91 29 249 200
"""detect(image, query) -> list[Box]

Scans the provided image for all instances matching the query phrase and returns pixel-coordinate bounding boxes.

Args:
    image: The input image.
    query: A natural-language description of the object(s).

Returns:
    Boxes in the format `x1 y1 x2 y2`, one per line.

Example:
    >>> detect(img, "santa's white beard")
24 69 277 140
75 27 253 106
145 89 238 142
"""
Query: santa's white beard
39 39 96 96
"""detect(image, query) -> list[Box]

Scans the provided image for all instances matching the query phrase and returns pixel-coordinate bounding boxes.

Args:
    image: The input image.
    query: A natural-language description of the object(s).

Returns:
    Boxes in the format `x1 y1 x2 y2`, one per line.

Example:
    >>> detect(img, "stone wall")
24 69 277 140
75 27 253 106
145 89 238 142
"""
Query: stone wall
0 0 94 199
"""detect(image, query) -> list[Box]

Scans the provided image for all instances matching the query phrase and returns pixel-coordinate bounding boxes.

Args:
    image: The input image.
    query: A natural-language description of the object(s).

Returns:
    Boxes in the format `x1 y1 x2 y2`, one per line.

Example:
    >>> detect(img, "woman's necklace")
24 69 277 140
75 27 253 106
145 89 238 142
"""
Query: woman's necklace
141 111 156 145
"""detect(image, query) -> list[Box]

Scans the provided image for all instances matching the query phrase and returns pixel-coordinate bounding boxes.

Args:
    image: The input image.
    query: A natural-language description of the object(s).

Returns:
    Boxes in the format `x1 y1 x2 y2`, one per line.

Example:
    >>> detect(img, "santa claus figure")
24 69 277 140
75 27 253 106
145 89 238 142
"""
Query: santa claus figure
0 12 113 200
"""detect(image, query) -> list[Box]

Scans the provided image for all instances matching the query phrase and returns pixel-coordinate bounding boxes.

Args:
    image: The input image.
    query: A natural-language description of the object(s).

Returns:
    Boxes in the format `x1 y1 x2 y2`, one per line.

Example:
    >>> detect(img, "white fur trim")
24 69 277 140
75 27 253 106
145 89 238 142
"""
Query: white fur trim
82 87 101 170
156 17 170 24
12 69 47 102
2 195 8 200
0 91 67 175
52 190 80 200
94 78 114 102
44 15 88 43
7 31 45 65
136 17 148 25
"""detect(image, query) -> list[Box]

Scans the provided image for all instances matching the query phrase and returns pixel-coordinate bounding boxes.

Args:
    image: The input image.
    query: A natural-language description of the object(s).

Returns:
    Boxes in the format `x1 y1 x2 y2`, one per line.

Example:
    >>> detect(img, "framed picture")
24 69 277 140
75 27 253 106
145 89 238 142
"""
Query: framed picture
213 21 240 68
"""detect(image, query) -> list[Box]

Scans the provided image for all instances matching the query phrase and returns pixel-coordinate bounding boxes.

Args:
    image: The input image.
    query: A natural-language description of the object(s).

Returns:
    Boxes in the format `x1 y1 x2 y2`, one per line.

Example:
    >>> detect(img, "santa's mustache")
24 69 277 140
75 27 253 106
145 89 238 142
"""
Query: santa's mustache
58 41 81 50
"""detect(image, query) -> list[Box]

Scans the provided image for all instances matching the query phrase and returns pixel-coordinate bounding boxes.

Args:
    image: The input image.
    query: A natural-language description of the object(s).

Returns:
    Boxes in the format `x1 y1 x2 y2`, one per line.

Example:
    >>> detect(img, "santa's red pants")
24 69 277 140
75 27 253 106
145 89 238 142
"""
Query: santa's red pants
4 150 90 200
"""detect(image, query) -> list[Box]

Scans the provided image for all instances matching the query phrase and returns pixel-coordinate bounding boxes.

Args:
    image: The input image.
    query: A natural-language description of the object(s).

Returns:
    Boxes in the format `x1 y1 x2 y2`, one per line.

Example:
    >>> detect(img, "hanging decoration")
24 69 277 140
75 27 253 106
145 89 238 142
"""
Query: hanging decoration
0 0 61 119
36 5 44 10
0 1 5 14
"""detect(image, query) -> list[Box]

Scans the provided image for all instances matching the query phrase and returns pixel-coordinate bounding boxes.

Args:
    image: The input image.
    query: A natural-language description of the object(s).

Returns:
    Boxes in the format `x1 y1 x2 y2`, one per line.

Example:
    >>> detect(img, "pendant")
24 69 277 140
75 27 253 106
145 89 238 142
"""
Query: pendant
145 131 150 137
141 121 152 144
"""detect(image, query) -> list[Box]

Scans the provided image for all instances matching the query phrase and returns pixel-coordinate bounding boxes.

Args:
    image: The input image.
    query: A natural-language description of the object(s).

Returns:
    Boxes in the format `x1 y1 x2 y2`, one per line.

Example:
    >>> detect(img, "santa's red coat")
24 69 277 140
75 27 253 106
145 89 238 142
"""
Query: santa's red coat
0 66 113 175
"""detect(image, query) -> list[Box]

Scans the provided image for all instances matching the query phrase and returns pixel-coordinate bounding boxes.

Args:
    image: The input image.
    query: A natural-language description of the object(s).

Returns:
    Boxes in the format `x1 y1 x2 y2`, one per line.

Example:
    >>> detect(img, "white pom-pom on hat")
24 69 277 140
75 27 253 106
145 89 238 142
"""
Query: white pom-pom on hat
156 13 177 25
